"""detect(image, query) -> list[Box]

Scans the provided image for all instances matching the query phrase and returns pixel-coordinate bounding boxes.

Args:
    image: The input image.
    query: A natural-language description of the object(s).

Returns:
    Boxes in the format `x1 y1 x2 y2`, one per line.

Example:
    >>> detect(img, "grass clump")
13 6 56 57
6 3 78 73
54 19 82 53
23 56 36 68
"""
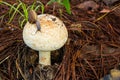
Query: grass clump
0 0 44 28
46 0 71 14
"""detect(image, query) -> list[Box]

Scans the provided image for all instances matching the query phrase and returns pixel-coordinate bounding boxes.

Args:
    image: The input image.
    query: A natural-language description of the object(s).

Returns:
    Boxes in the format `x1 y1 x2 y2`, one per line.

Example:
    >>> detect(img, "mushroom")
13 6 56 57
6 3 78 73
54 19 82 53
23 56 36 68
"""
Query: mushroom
23 10 68 65
100 69 120 80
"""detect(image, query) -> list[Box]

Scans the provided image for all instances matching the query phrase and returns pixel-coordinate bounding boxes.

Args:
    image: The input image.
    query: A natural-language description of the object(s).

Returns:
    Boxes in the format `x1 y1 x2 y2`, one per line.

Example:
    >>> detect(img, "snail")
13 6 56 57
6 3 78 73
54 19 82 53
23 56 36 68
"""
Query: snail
28 10 41 31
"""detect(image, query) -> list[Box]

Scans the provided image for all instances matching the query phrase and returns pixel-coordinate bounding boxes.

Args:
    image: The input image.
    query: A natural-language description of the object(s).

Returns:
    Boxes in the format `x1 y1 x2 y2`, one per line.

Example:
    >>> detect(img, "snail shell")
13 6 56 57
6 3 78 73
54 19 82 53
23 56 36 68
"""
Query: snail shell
28 10 37 23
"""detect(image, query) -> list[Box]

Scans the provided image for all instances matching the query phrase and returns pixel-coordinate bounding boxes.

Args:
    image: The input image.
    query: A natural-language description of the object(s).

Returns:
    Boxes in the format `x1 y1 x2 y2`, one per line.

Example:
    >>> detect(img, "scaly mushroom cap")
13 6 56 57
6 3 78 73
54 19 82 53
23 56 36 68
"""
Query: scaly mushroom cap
23 14 68 51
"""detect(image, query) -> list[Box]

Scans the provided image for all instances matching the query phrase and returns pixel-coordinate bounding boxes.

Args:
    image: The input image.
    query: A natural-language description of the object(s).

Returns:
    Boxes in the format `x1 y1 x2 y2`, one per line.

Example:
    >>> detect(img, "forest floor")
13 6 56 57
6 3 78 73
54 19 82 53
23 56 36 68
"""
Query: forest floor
0 0 120 80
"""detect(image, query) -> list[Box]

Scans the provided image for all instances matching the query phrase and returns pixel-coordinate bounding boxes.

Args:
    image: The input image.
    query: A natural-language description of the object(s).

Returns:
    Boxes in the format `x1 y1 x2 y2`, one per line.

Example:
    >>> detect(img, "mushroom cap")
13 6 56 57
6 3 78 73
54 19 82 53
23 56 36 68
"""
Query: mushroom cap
23 14 68 51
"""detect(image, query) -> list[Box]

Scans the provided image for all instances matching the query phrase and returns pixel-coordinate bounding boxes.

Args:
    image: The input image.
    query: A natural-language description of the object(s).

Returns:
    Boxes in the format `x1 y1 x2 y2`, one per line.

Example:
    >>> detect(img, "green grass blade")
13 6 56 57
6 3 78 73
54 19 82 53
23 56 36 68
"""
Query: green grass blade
20 19 26 28
18 0 28 21
41 3 44 14
21 3 28 20
1 1 23 16
9 3 16 17
46 0 56 6
34 5 40 11
30 1 36 10
62 0 71 14
36 1 45 14
8 3 22 23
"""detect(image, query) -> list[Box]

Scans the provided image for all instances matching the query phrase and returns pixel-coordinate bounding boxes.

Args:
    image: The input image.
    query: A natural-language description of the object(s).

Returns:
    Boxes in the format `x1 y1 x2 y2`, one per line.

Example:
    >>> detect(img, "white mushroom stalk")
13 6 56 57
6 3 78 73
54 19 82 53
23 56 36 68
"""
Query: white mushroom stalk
23 10 68 65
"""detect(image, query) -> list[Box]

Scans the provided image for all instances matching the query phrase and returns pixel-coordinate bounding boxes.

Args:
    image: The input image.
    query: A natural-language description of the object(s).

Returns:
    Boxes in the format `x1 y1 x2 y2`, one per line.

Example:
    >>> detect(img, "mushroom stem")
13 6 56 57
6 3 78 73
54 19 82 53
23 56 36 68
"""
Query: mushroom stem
39 51 51 65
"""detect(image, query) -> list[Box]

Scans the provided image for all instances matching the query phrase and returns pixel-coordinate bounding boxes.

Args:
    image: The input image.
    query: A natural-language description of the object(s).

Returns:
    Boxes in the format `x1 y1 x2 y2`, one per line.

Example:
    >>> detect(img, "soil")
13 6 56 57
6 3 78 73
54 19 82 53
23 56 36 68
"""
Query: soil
0 0 120 80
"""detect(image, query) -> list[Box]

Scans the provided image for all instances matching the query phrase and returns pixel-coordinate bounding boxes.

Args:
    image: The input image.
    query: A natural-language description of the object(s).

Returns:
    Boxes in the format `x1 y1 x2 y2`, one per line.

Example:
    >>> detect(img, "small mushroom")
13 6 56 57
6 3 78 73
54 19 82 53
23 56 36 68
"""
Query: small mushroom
100 69 120 80
110 69 120 80
23 10 68 65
